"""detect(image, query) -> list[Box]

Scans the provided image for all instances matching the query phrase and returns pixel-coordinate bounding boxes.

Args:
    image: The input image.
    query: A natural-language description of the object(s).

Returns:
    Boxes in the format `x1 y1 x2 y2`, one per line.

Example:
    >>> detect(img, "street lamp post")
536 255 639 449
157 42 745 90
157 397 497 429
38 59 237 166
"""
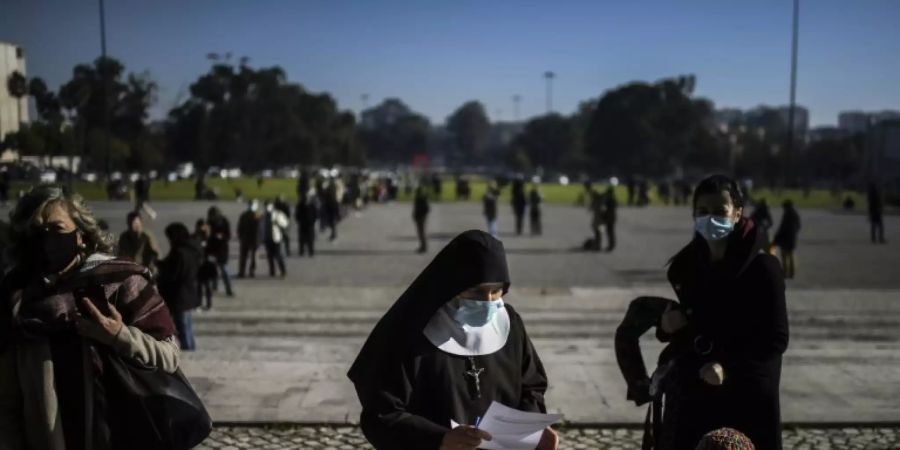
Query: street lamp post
785 0 799 187
99 0 111 180
544 71 555 114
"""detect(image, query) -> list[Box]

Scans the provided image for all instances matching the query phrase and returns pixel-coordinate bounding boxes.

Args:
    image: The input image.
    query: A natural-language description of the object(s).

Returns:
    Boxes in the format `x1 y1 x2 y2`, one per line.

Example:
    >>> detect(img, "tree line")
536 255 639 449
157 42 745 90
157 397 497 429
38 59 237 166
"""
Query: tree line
3 58 870 187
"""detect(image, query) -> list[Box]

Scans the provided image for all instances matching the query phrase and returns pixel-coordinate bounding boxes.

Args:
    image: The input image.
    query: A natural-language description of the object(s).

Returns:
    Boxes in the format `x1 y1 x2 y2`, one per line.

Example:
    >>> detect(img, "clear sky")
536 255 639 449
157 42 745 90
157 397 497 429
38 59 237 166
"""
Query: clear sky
2 0 898 127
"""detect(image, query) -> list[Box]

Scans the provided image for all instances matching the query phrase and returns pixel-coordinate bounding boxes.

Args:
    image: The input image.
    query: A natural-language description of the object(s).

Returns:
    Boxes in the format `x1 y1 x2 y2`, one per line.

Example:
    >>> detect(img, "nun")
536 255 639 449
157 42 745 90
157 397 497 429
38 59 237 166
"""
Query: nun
348 230 558 450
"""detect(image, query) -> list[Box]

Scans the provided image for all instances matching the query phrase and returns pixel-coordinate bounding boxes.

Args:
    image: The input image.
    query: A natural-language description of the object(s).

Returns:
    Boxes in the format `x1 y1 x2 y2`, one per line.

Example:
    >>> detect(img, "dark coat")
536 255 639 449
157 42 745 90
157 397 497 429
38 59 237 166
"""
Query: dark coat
295 198 319 234
237 210 260 245
157 238 203 313
483 191 498 221
207 216 231 263
664 219 789 450
773 207 801 251
413 193 430 222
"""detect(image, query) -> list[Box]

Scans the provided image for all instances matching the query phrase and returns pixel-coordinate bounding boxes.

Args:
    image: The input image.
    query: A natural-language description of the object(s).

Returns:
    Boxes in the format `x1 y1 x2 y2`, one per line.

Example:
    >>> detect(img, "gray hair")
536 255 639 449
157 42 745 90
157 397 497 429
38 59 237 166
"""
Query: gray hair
8 184 114 265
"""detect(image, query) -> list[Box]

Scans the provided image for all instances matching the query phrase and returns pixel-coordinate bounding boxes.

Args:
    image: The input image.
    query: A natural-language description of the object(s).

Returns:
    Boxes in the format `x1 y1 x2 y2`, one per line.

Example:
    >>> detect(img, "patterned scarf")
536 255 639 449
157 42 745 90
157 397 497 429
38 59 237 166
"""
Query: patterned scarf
2 254 176 344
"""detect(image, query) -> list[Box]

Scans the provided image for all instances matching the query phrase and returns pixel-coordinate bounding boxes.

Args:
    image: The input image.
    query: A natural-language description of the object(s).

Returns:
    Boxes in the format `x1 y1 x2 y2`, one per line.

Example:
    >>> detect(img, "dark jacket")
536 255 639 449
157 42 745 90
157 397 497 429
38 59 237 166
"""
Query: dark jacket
663 219 789 450
773 207 801 251
483 190 499 221
413 192 430 221
237 210 261 245
207 216 231 263
295 197 319 233
158 237 203 313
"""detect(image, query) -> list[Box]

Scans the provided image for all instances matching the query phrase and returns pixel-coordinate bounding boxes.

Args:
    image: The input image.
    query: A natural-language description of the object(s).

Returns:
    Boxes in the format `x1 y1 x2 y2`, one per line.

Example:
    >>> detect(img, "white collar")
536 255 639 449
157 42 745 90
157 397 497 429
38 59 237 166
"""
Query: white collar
422 299 511 356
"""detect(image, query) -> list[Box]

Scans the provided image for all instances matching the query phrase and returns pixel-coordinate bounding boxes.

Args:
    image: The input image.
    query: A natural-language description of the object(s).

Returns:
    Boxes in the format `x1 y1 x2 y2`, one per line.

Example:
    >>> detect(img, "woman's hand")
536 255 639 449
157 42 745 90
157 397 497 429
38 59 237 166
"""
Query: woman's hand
660 303 688 334
699 362 725 386
537 426 559 450
75 298 124 344
440 425 492 450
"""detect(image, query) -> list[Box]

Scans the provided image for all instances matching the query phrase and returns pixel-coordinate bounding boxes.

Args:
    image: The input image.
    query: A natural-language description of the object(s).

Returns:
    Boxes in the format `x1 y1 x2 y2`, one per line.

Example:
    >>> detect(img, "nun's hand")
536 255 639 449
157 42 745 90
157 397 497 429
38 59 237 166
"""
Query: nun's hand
699 362 725 386
440 425 492 450
660 303 687 334
75 298 124 345
537 426 559 450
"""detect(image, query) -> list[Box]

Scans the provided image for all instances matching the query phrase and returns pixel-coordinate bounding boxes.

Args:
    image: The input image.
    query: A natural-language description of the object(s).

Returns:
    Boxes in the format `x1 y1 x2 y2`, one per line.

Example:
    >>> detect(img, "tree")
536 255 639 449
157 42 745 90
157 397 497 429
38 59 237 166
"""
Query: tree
508 113 572 171
583 76 722 178
167 59 363 170
359 98 431 164
446 101 491 164
56 57 158 173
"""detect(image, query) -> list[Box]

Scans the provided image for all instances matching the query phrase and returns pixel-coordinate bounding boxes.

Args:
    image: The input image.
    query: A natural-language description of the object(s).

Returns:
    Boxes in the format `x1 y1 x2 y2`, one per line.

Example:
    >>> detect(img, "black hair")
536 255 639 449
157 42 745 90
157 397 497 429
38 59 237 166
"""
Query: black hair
692 174 745 210
165 222 191 243
126 211 141 226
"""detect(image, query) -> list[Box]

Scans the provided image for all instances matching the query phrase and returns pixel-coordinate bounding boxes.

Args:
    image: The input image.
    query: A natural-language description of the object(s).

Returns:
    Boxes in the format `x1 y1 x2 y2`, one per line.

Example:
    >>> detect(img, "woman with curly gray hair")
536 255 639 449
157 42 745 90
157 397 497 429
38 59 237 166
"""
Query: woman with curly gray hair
0 185 181 450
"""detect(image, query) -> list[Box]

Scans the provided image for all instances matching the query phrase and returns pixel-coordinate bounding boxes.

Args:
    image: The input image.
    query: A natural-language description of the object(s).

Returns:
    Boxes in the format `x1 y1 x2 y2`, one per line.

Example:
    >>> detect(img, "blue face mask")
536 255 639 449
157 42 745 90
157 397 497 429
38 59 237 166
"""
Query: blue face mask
453 298 505 327
695 215 734 241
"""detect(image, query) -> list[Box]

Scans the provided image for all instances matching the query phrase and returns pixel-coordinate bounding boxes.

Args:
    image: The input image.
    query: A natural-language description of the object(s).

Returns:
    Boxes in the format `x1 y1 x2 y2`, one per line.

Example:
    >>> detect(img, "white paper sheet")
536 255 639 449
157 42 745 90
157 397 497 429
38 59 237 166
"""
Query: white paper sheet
449 401 563 450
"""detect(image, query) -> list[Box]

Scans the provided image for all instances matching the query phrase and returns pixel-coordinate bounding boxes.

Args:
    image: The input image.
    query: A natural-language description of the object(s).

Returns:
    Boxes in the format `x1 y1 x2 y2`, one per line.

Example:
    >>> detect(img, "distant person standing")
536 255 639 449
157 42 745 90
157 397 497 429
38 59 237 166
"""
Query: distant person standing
773 200 801 279
511 178 528 235
603 186 618 252
260 200 289 277
637 180 650 207
194 219 216 310
431 173 443 201
529 183 543 235
237 199 261 278
117 211 161 271
588 188 606 252
868 183 886 244
195 173 206 200
296 190 319 257
274 194 292 256
323 181 341 241
750 198 774 248
158 222 203 350
483 182 500 237
133 174 150 212
413 186 430 253
207 206 234 296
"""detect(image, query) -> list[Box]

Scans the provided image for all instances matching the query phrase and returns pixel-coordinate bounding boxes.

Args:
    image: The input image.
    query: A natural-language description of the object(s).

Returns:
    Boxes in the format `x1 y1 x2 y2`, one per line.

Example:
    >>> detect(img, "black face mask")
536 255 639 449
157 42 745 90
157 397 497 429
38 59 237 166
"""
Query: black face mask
34 230 81 275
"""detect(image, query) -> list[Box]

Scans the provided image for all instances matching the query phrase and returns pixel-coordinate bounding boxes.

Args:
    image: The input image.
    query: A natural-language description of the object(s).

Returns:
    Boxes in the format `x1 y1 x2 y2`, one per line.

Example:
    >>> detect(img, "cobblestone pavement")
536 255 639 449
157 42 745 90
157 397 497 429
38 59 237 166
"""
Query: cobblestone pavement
198 426 900 449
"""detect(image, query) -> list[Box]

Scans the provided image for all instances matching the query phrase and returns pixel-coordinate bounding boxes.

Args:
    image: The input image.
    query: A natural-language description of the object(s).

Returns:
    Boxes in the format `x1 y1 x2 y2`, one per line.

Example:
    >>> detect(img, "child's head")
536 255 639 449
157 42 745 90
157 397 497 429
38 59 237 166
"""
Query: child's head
695 428 754 450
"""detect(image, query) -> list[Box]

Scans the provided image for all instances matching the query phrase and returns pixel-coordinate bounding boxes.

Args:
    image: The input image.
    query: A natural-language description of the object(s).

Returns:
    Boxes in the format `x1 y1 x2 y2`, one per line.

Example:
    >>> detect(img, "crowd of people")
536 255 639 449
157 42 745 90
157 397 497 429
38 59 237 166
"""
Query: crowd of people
0 171 892 450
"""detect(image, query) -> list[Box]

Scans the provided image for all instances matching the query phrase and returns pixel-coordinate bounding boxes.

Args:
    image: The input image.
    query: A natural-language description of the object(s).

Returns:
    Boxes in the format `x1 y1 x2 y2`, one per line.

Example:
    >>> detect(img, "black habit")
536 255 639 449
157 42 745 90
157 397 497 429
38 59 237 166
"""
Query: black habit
348 230 548 450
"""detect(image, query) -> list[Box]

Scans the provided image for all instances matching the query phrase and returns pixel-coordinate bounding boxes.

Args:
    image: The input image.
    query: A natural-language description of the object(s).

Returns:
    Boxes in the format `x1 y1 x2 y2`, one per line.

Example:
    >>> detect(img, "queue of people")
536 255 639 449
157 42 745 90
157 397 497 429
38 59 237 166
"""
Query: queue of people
1 172 892 450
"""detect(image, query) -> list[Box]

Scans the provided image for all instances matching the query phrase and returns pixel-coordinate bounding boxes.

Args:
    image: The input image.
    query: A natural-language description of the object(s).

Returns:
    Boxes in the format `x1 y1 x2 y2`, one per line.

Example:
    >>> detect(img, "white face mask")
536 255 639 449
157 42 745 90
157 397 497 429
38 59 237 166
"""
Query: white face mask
695 215 735 241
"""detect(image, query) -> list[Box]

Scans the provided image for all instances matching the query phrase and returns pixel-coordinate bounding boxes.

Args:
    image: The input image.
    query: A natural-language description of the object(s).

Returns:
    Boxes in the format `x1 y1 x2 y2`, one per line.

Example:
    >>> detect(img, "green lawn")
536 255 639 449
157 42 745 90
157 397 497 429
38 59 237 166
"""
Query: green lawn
9 178 865 210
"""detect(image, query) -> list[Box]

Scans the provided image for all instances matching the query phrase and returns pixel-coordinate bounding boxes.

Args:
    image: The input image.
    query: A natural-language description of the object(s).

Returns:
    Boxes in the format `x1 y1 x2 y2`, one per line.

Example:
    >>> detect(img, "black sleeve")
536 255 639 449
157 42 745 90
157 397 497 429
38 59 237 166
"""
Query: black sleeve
358 356 449 450
726 255 789 366
517 315 548 413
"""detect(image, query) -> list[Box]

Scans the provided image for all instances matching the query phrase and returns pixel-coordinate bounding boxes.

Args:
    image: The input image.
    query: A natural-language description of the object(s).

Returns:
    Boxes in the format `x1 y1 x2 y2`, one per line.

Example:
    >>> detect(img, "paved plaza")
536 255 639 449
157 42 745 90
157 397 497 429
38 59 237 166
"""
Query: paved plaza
5 198 900 447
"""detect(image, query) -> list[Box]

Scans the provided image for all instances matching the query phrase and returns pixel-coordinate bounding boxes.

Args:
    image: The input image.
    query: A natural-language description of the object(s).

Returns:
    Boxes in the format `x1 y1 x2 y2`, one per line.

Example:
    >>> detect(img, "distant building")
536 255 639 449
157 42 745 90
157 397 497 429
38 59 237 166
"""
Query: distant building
1 41 29 161
713 108 743 131
871 110 900 125
839 111 871 135
775 105 809 137
809 126 850 143
838 110 900 135
867 119 900 184
716 105 809 137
